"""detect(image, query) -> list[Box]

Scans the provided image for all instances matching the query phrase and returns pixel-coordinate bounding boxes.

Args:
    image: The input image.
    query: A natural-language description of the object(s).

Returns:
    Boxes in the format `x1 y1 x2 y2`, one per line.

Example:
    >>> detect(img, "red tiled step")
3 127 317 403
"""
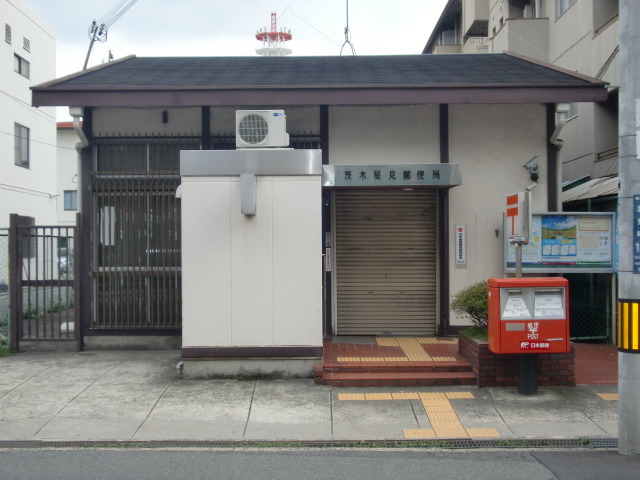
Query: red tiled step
320 371 477 387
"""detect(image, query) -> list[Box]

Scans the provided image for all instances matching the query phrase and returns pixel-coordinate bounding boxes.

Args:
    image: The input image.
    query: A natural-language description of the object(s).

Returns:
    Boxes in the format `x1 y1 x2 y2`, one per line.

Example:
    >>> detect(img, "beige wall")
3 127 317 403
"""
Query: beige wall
448 103 548 325
181 175 322 348
492 18 549 62
329 105 440 165
56 129 79 225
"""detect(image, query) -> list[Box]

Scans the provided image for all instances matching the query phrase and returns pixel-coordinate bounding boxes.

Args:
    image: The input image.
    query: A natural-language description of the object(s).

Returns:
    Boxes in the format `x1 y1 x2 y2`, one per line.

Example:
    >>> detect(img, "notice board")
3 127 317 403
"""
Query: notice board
504 212 615 273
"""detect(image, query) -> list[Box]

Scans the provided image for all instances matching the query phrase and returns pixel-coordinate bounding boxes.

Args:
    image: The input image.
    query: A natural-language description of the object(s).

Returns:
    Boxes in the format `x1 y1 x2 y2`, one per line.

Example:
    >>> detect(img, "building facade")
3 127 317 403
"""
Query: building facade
423 0 620 184
0 0 57 228
31 54 606 372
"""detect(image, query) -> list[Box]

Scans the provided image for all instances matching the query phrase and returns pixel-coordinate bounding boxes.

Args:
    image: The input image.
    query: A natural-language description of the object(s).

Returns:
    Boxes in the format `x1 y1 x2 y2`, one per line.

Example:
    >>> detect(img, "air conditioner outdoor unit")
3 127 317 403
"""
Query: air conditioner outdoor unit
236 110 289 148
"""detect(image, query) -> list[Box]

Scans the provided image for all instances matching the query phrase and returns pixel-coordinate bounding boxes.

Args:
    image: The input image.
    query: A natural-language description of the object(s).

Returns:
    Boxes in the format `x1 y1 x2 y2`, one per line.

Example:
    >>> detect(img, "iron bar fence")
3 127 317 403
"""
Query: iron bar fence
88 131 320 331
0 228 8 346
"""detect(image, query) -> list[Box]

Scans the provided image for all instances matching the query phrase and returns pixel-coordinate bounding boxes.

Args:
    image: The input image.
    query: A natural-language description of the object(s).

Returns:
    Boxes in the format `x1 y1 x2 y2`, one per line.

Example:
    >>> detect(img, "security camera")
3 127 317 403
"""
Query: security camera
523 155 540 182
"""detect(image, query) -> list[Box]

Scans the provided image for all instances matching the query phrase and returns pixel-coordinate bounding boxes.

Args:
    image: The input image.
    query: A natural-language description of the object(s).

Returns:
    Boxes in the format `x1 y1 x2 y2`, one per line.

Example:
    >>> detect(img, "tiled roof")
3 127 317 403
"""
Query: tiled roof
40 54 602 89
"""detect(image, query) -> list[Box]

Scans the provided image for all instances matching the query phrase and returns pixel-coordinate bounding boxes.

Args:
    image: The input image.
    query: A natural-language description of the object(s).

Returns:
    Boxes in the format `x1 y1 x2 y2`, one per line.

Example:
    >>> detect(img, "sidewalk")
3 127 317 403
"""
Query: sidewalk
0 345 618 443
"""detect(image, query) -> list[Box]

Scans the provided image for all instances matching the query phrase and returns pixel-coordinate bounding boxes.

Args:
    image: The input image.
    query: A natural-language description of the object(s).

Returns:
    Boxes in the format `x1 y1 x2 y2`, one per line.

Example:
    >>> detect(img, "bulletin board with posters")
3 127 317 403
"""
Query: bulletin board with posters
504 212 615 273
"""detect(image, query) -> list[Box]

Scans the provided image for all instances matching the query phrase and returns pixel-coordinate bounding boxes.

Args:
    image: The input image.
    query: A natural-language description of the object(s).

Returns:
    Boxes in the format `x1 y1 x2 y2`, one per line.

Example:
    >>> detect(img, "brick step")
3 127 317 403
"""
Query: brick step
317 371 477 387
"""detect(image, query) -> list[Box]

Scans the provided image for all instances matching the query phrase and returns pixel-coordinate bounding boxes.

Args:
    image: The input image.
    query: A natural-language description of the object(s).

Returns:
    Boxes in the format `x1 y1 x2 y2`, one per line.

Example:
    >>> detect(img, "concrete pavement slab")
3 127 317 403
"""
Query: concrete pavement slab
488 387 610 438
244 380 332 440
0 418 51 440
557 386 619 436
332 387 421 440
34 417 142 441
134 379 256 440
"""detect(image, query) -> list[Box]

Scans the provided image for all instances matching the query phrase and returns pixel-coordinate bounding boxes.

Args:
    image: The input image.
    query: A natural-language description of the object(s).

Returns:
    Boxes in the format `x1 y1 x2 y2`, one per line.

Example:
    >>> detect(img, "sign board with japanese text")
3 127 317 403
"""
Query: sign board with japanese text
455 225 466 266
504 212 615 273
322 164 462 188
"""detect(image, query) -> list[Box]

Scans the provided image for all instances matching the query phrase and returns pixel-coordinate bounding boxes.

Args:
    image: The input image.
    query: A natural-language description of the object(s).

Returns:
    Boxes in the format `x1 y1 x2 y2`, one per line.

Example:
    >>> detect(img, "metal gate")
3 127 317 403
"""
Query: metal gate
9 214 78 351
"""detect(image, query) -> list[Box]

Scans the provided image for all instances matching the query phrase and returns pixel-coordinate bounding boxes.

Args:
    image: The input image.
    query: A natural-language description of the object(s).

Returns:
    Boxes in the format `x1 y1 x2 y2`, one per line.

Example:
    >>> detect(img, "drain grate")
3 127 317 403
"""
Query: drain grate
0 438 618 450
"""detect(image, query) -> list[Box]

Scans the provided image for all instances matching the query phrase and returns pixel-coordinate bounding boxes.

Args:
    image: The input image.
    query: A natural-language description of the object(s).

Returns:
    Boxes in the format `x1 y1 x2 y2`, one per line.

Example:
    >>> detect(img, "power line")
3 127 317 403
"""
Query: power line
0 89 56 123
0 130 77 151
278 6 342 48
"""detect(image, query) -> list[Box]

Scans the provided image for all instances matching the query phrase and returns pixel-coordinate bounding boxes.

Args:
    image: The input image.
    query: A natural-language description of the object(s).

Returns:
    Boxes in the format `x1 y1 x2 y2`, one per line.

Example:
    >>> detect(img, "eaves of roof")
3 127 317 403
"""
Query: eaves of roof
31 52 609 108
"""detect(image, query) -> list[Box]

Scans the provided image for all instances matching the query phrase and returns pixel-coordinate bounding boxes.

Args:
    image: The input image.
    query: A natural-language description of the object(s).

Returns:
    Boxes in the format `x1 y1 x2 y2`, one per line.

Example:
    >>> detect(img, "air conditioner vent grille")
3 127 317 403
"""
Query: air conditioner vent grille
238 114 268 145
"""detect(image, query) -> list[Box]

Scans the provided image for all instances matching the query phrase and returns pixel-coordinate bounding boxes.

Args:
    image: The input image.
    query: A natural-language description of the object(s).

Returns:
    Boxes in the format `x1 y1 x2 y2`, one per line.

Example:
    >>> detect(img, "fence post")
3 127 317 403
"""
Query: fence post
75 213 83 351
9 214 35 352
8 215 18 352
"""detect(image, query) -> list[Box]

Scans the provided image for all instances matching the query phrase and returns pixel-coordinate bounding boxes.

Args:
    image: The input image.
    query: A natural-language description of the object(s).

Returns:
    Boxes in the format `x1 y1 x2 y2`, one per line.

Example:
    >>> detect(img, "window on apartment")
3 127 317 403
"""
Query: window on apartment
23 37 30 52
14 54 29 78
441 30 456 45
557 0 577 19
64 191 78 210
14 123 29 168
5 24 10 44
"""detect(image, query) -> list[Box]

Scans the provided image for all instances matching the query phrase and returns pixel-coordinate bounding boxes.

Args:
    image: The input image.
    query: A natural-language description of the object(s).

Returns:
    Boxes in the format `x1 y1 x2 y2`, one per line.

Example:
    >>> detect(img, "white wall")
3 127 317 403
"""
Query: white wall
448 103 548 325
0 0 57 228
329 105 440 165
56 128 79 225
181 175 322 348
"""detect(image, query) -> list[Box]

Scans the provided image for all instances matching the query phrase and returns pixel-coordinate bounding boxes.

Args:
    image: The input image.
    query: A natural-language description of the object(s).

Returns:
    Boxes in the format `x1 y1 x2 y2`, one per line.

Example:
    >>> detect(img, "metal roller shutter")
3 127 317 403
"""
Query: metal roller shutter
335 190 437 335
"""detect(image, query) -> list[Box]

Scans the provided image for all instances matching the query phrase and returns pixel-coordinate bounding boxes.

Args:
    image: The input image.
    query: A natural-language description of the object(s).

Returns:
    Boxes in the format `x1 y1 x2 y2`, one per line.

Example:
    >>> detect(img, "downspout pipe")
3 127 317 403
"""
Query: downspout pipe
550 103 570 211
69 107 88 213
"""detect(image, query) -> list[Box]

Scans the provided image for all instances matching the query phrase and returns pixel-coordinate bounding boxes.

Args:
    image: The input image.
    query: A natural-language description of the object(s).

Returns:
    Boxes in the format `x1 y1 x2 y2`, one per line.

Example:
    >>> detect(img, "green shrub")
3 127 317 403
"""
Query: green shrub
450 280 488 328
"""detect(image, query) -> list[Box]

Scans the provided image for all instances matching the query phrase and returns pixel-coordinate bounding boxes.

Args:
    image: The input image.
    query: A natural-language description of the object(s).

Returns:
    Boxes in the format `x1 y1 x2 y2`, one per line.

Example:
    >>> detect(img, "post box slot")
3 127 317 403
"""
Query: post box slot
533 287 565 319
501 288 532 319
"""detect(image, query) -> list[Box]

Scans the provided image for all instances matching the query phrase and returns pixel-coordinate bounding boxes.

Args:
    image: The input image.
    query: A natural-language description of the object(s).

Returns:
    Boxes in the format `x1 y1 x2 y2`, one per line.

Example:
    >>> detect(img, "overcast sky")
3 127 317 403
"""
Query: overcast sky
21 0 448 119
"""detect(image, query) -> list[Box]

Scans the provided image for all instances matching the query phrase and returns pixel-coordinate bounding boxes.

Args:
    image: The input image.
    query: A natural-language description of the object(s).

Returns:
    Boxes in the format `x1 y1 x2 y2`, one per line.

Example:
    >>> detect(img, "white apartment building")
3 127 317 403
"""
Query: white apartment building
423 0 620 184
0 0 57 228
56 122 79 226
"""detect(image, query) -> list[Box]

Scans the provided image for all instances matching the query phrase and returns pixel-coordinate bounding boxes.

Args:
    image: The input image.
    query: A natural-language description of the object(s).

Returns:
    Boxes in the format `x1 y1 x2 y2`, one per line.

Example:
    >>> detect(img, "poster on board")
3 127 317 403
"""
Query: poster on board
505 213 614 272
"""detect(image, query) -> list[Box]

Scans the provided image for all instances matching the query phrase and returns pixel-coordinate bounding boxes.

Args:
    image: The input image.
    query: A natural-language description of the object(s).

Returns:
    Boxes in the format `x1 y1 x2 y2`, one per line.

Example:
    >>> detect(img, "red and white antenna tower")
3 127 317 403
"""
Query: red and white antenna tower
255 12 292 56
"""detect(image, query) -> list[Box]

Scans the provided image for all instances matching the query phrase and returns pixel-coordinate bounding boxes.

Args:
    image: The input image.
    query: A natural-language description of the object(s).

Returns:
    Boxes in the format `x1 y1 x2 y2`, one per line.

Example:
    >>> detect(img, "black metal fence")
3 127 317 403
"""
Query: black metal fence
9 219 76 345
566 273 613 340
0 229 8 347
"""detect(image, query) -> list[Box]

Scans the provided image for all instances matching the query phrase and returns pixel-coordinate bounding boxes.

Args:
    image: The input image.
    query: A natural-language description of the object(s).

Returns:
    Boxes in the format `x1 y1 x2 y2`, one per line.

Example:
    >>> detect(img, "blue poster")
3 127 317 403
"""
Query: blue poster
541 215 577 264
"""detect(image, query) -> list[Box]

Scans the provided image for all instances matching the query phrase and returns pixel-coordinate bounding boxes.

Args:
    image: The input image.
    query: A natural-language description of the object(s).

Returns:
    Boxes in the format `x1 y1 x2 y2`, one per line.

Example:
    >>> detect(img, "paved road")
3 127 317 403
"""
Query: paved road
0 449 638 480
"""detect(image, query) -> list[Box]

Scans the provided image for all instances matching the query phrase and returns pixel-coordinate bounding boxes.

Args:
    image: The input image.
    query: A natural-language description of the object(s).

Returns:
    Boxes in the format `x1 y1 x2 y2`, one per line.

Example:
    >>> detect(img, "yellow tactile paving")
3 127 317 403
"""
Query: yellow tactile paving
391 392 420 400
425 411 459 422
419 392 448 402
466 428 501 438
431 423 469 438
432 357 457 362
423 405 455 413
403 429 437 438
338 393 366 401
336 357 361 362
384 357 409 362
415 337 441 344
359 357 387 362
364 393 393 401
445 392 475 399
375 337 399 346
438 339 459 344
597 393 619 400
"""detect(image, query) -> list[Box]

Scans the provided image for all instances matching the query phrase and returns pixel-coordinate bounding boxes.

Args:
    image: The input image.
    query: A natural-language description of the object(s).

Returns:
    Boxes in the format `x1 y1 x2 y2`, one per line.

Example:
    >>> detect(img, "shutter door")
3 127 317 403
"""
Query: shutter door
335 190 437 335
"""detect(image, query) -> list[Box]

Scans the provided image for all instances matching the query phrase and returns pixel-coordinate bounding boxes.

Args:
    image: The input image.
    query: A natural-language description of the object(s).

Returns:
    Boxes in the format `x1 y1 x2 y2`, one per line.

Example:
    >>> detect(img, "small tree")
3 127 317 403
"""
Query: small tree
450 280 488 328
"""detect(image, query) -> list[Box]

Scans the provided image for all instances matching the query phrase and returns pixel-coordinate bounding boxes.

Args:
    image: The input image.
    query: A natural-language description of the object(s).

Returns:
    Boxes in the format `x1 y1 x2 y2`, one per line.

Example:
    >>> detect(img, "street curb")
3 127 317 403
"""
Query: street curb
0 438 618 450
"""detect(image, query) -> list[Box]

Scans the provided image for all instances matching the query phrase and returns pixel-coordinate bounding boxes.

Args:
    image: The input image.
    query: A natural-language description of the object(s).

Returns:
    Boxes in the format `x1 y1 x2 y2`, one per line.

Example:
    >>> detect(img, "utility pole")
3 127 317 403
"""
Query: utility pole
617 0 640 457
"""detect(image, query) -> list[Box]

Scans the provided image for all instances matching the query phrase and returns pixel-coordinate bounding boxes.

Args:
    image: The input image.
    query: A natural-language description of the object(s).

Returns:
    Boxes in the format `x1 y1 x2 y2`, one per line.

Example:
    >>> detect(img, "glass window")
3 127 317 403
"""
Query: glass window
64 191 78 210
557 0 577 18
14 53 29 78
14 123 29 168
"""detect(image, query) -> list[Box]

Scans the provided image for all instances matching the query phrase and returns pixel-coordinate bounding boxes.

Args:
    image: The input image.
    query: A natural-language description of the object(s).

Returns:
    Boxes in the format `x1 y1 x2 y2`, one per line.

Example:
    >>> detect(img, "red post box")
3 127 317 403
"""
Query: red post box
488 277 570 354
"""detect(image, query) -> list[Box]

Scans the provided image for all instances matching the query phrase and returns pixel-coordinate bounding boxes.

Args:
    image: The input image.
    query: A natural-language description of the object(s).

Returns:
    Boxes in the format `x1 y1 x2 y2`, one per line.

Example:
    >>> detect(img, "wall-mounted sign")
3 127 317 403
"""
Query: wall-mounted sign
455 225 466 266
634 195 640 274
504 212 615 273
322 164 462 187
